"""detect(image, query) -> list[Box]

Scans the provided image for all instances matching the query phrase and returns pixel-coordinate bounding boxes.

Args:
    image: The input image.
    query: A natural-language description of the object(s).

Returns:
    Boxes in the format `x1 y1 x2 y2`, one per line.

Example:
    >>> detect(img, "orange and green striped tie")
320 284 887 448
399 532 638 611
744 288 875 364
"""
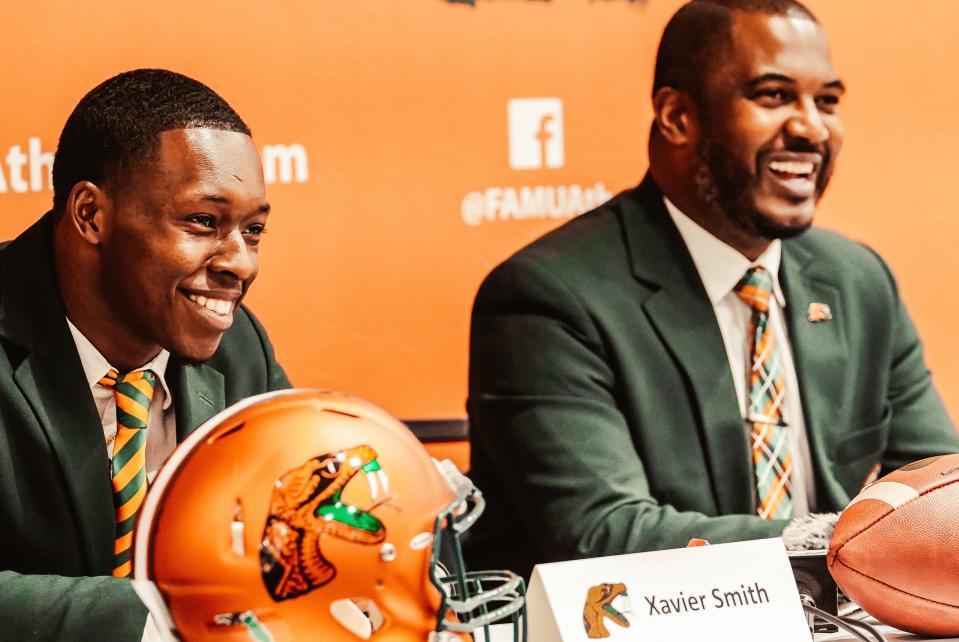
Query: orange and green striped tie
735 267 793 520
98 368 157 578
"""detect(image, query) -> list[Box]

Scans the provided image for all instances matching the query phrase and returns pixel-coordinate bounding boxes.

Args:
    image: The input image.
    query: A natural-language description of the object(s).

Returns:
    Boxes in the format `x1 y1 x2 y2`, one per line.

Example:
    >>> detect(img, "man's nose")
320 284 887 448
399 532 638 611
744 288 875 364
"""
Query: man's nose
784 97 830 145
210 230 257 281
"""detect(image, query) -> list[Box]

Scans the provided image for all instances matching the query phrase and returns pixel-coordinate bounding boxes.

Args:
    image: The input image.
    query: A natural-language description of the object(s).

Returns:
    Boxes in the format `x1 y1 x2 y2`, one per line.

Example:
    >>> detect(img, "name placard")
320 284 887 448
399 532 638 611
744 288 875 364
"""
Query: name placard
526 538 811 642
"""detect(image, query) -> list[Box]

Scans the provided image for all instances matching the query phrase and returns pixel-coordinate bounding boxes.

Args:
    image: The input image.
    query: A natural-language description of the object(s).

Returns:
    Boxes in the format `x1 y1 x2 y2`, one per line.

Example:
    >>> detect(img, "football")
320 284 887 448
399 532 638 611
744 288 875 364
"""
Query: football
827 453 959 636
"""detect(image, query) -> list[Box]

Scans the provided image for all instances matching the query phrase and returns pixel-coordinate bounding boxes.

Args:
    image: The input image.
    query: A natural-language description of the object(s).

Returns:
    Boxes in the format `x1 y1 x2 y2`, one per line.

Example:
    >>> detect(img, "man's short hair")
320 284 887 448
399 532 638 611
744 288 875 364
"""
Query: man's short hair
652 0 818 106
52 68 251 212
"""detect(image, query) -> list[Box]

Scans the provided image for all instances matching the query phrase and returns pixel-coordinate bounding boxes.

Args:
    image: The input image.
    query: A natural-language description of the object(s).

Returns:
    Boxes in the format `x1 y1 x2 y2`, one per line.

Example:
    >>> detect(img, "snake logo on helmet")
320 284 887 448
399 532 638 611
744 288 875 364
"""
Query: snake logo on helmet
132 389 526 641
260 445 388 601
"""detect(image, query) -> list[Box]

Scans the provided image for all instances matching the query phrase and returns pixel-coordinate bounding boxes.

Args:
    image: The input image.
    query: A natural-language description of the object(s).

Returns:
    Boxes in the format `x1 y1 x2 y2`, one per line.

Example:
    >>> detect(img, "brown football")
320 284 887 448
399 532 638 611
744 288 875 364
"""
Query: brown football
827 453 959 636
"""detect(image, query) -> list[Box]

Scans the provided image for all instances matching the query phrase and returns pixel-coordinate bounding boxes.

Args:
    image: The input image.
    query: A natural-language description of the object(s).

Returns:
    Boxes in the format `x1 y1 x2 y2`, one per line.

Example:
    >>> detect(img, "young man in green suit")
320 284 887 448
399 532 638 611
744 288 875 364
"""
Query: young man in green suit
0 70 290 640
467 0 959 580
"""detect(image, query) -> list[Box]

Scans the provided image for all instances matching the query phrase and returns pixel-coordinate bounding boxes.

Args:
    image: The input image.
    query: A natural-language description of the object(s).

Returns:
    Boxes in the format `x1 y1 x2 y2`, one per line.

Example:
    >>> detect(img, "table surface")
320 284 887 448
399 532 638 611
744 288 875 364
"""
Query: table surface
819 622 956 642
477 619 958 641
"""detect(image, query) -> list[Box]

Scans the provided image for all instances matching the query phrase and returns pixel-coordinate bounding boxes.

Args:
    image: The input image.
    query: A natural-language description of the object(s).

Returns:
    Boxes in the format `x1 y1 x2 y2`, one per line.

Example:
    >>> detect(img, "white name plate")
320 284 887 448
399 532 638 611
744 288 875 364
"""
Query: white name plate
526 538 811 642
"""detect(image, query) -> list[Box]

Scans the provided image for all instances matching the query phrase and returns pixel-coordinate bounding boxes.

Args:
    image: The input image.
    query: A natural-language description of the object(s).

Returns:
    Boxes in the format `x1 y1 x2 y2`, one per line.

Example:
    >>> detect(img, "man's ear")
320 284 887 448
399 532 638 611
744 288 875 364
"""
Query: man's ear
652 87 699 146
65 181 108 245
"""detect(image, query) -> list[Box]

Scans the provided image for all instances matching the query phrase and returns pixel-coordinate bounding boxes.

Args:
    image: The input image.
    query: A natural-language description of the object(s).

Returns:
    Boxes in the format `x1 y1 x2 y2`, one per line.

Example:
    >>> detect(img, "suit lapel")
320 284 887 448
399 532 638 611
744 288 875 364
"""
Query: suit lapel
15 349 116 571
170 360 225 440
621 177 754 514
0 213 116 572
780 240 847 509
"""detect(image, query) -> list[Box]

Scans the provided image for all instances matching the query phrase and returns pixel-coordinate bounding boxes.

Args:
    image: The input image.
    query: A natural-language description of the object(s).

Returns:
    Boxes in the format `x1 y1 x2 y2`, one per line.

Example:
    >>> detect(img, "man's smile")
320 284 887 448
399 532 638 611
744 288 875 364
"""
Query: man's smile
762 152 822 201
180 289 239 331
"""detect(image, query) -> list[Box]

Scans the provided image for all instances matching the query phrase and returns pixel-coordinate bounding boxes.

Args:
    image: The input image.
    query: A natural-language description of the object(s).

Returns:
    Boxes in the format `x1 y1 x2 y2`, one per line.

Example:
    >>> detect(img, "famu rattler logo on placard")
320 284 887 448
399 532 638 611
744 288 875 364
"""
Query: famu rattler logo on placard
583 582 632 638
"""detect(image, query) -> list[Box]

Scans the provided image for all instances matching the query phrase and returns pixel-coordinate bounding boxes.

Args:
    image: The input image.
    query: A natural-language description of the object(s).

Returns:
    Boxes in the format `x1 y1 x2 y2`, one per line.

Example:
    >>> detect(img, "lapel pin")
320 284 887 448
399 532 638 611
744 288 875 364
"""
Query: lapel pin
807 302 832 323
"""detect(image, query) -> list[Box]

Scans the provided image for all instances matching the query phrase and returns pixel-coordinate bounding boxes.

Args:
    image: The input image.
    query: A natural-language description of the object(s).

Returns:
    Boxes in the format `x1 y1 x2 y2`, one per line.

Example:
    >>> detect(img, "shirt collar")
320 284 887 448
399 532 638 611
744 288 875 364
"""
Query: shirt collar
66 318 173 409
663 196 786 308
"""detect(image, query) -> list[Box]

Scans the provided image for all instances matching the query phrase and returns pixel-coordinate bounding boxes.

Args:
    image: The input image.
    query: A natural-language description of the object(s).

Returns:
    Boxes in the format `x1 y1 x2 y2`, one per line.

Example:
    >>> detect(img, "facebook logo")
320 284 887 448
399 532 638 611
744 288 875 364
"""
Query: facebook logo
507 98 564 170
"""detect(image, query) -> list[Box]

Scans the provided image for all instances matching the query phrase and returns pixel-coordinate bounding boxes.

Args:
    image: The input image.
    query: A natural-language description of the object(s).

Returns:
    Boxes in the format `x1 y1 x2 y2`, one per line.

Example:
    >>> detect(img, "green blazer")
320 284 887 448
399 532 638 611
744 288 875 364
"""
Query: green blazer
466 175 959 579
0 213 291 641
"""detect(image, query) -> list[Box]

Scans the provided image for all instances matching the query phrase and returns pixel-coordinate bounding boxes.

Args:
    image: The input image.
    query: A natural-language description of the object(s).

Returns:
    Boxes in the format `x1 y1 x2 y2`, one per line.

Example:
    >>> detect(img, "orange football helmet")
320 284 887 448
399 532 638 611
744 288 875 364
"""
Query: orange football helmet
133 389 525 641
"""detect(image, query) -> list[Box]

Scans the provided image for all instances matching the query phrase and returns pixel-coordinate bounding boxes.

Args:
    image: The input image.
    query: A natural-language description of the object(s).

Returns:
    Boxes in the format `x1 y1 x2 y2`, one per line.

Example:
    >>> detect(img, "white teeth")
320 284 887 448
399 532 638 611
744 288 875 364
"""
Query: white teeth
367 471 379 500
378 470 389 494
769 160 814 176
186 293 233 316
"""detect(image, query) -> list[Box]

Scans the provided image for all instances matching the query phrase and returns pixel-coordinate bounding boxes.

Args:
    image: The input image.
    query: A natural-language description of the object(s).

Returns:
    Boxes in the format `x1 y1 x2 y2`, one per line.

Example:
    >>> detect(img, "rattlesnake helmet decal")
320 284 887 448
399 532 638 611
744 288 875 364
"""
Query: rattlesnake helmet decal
583 582 630 639
259 444 389 601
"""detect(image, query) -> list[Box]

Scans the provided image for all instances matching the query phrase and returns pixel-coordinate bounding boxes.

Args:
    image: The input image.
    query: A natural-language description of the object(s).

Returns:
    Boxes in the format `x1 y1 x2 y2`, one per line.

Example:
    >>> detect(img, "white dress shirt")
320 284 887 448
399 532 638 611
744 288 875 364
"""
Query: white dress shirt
66 319 177 481
664 197 816 516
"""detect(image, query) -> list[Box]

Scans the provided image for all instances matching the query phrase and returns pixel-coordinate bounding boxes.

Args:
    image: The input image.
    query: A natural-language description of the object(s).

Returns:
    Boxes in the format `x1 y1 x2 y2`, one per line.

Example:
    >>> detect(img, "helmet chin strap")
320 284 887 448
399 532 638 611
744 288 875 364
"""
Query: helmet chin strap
212 611 274 642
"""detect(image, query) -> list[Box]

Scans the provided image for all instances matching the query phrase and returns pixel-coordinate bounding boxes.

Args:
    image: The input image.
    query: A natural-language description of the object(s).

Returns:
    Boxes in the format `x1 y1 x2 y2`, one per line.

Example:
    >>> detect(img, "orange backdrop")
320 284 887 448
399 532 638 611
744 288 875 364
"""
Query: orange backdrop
1 0 957 424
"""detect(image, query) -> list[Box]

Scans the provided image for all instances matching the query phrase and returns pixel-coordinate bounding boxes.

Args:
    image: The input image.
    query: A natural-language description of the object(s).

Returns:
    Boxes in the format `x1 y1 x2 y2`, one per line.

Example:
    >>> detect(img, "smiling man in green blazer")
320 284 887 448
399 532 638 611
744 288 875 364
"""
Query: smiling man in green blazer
467 0 959 580
0 70 289 640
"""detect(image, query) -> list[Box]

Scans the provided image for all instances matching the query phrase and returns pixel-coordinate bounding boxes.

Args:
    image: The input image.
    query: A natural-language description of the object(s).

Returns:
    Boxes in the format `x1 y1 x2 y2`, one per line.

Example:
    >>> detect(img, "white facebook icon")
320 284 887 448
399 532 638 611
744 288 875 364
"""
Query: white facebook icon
507 98 565 170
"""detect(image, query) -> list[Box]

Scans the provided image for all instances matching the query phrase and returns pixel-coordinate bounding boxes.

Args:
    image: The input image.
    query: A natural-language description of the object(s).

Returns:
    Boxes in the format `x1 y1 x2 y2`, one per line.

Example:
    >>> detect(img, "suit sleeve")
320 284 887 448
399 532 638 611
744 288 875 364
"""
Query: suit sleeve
468 258 785 563
872 252 959 471
0 571 147 641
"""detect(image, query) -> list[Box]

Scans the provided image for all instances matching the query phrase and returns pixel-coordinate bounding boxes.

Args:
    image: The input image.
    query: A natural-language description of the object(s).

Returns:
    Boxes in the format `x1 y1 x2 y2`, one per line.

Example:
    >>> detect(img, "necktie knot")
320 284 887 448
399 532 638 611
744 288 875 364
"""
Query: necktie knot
98 368 158 431
735 266 774 314
98 368 158 389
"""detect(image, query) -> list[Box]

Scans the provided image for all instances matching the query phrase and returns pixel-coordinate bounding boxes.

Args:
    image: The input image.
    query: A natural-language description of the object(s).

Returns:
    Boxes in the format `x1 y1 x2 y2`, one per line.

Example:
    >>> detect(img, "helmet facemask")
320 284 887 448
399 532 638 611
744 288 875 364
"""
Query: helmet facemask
429 460 527 641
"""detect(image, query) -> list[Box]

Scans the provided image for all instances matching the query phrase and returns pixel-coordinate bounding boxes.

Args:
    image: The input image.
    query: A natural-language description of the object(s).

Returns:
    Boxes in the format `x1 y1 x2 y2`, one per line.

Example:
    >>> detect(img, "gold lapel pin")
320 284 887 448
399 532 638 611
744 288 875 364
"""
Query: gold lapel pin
807 302 832 323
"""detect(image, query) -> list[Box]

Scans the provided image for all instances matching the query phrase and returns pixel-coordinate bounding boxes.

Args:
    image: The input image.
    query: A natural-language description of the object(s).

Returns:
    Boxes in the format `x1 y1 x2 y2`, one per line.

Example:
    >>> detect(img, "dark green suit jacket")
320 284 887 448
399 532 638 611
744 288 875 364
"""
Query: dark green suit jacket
0 213 291 641
466 175 959 579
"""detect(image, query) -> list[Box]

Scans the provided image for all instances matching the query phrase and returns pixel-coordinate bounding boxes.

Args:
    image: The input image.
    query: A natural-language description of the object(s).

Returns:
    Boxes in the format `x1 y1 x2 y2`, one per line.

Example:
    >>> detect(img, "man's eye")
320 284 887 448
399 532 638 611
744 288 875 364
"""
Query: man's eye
816 94 841 111
187 214 215 228
245 224 266 237
755 88 788 104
